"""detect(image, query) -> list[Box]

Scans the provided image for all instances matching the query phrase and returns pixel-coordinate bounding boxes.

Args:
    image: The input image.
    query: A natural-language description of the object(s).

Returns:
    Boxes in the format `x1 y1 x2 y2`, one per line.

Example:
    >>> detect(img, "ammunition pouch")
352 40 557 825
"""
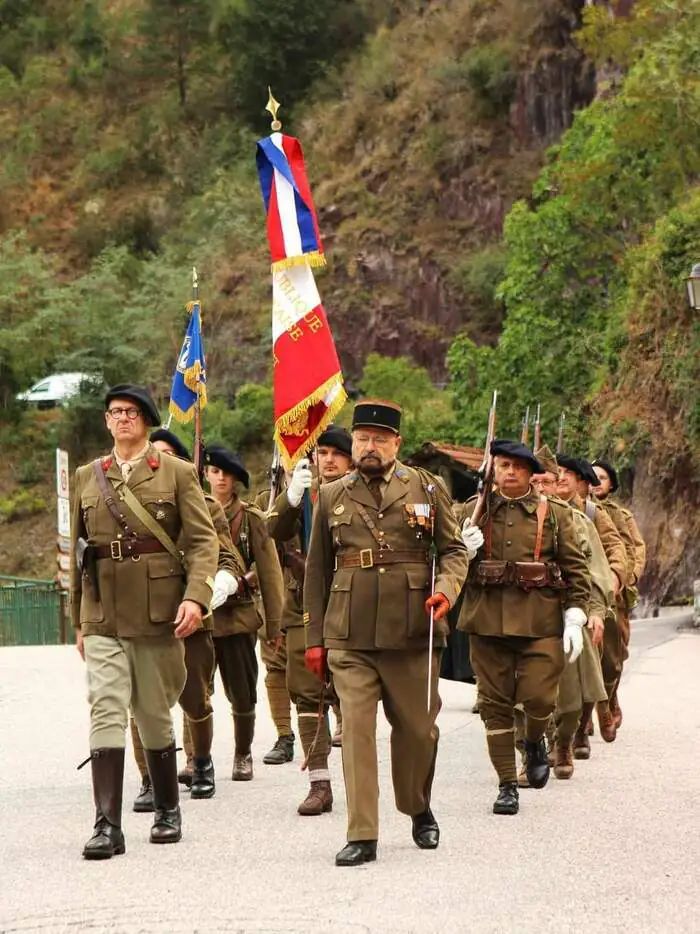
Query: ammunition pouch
280 544 306 589
472 560 568 592
76 536 100 601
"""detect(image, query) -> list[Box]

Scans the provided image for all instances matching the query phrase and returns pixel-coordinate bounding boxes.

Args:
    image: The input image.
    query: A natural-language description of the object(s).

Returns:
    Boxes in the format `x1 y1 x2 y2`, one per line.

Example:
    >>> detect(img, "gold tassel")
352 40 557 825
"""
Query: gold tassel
275 378 347 470
271 252 327 274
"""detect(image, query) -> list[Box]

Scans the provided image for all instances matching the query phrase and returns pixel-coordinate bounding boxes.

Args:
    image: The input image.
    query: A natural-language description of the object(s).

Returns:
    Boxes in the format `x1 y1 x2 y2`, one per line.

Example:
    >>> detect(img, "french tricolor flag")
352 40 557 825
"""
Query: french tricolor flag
256 131 346 468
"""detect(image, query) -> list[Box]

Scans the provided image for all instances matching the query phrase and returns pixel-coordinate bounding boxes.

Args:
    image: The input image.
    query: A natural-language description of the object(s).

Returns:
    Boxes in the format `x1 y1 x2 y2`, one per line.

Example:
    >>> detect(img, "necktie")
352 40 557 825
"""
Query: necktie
367 479 383 508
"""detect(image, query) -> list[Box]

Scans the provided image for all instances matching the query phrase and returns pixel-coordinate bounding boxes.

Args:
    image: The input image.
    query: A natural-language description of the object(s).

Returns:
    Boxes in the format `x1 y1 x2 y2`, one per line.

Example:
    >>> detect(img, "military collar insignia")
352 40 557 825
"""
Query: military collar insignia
101 456 113 471
146 452 160 470
344 471 361 489
394 465 410 483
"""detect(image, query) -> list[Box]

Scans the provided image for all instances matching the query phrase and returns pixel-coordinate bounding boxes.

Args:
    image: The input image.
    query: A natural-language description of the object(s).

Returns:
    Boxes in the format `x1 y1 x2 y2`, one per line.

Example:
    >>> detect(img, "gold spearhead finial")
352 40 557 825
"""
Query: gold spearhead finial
266 87 282 132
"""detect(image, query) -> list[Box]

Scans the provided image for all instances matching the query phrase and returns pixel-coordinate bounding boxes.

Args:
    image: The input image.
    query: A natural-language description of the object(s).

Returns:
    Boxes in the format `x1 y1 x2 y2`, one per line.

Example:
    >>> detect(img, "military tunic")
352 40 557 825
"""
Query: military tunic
304 461 469 841
456 487 591 786
70 445 218 751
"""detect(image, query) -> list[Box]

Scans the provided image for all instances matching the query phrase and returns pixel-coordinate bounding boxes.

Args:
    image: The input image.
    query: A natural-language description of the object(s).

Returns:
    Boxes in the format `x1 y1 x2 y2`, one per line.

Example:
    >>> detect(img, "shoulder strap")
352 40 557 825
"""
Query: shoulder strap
92 459 131 537
94 460 184 568
534 495 548 562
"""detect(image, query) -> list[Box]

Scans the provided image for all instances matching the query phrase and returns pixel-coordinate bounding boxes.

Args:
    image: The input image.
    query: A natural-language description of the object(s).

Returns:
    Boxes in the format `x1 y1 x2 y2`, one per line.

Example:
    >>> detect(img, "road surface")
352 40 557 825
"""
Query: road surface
0 615 698 933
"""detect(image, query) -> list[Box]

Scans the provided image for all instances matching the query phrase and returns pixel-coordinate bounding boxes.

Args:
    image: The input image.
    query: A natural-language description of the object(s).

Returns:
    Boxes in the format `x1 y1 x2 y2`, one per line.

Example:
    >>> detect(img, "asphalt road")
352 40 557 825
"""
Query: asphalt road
0 615 698 934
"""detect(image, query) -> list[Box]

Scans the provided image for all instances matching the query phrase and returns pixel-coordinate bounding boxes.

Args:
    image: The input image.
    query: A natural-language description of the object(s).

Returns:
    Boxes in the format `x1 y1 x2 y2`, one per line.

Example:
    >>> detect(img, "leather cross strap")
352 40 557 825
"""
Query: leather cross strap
336 549 428 569
94 539 168 560
353 501 392 551
484 494 549 561
92 460 185 571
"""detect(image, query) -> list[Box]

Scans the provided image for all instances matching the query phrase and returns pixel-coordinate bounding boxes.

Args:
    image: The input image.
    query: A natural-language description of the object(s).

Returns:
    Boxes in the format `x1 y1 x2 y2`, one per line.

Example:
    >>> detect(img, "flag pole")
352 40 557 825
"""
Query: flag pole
192 265 202 475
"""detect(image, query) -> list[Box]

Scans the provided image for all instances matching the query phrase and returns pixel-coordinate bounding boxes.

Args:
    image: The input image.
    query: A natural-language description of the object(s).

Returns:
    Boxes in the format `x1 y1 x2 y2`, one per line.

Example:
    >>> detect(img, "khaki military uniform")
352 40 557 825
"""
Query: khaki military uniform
304 462 469 842
457 488 591 785
212 497 284 747
267 488 331 774
554 506 611 742
598 497 646 660
70 446 218 752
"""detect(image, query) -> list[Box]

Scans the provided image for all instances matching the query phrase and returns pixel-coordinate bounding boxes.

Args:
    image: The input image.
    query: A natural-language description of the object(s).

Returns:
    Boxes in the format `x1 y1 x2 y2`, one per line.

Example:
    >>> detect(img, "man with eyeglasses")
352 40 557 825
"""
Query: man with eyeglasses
304 400 470 866
70 384 218 860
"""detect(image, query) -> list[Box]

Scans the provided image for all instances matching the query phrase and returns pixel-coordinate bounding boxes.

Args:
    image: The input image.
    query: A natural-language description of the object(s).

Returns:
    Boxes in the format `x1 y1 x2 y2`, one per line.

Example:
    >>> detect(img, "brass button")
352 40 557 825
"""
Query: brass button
378 513 384 519
507 521 513 527
506 540 512 546
509 503 515 509
378 531 384 538
333 584 339 589
378 567 386 575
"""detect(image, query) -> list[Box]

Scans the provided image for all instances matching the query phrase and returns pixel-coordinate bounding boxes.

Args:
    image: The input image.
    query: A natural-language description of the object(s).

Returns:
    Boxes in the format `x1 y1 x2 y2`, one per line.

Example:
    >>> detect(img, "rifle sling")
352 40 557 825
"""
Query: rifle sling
92 459 184 570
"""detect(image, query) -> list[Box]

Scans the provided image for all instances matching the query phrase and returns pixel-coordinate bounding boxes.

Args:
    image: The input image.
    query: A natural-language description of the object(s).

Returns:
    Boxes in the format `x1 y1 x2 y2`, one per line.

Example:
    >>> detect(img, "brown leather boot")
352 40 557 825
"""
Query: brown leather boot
596 702 617 743
297 780 333 816
145 744 181 844
82 748 126 860
610 688 623 729
553 741 574 780
189 716 215 799
232 713 255 781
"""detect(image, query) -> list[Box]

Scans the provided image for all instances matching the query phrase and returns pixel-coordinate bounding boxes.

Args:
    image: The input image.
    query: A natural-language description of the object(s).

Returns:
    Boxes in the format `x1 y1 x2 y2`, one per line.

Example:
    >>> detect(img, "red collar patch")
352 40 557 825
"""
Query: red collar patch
101 456 113 471
146 453 160 470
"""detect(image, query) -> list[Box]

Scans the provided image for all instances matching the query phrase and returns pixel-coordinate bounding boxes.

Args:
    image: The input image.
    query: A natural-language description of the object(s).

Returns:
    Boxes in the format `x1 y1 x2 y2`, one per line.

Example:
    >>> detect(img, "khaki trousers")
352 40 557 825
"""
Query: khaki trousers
601 609 624 696
328 648 441 842
84 633 186 750
179 629 215 723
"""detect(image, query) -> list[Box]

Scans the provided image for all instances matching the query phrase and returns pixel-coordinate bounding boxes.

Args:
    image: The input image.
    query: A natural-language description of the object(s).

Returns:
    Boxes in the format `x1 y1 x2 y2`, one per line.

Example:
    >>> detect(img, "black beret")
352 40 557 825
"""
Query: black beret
577 458 600 487
105 384 160 427
490 439 544 474
556 453 597 485
150 428 191 462
591 459 619 493
203 443 249 488
316 424 352 457
352 399 401 434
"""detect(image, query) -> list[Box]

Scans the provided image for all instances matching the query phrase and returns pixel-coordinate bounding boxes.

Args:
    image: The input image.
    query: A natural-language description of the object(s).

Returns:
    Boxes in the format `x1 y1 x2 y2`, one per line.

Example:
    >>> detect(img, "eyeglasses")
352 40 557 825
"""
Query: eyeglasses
354 434 393 448
107 406 141 421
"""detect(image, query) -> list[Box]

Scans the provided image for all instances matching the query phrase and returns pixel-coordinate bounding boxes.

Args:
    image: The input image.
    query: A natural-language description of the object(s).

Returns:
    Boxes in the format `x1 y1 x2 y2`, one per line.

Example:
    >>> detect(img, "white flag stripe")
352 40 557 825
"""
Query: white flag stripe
272 265 322 344
271 133 303 260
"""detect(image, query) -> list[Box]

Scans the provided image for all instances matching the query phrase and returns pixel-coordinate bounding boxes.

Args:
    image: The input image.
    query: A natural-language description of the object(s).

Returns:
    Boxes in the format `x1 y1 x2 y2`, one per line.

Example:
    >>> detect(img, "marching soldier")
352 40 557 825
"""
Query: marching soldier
457 440 591 816
558 455 628 741
304 400 469 866
204 443 285 781
71 384 218 859
130 429 245 810
545 451 613 776
591 458 646 728
267 424 353 816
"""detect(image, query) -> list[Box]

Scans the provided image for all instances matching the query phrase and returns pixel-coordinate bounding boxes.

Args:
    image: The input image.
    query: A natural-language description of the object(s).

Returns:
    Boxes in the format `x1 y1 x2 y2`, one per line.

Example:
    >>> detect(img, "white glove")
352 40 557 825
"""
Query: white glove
562 607 586 664
210 569 239 611
287 458 313 507
462 521 485 559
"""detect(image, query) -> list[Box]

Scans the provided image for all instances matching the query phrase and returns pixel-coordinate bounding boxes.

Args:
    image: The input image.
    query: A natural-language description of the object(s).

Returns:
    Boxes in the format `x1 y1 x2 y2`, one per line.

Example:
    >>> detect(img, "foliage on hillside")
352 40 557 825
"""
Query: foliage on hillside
447 0 700 469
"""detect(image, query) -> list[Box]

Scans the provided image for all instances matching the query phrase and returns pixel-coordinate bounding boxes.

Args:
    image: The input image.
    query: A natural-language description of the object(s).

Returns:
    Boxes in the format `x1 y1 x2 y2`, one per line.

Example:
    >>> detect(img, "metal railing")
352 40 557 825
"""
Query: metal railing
0 576 73 646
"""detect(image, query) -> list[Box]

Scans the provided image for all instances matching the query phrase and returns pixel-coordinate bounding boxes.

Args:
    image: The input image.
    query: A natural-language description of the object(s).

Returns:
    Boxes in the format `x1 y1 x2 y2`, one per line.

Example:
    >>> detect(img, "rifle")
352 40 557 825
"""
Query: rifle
470 390 498 527
520 406 530 446
267 444 284 512
556 412 566 455
533 404 542 452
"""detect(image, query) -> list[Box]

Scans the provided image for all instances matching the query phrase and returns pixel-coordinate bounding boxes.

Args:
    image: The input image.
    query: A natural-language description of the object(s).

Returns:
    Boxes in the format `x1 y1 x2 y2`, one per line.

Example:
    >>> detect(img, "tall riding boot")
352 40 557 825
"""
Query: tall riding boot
178 715 194 787
130 718 154 813
82 747 126 860
145 744 181 844
189 716 216 799
232 713 255 781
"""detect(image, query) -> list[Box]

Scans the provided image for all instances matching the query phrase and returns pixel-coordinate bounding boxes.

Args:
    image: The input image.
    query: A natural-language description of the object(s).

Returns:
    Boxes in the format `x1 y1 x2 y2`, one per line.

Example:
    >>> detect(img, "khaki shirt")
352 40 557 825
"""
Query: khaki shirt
212 498 284 640
70 445 218 637
598 497 646 585
577 496 629 587
457 488 591 639
304 461 469 651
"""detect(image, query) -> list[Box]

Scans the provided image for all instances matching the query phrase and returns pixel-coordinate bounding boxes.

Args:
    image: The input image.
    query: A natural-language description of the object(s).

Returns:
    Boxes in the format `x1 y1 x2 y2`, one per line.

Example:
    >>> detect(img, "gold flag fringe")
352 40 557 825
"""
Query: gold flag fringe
168 400 196 425
275 375 347 470
271 252 326 274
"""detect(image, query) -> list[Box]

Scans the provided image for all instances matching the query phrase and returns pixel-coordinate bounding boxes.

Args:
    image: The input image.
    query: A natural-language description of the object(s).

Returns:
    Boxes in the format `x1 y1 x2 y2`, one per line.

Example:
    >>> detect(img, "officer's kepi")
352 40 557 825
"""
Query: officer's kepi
352 399 402 434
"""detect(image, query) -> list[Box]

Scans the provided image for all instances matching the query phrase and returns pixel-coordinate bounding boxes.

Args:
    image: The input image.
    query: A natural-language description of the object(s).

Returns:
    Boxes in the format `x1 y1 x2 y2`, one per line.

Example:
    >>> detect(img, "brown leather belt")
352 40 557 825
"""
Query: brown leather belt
335 549 428 570
94 538 168 561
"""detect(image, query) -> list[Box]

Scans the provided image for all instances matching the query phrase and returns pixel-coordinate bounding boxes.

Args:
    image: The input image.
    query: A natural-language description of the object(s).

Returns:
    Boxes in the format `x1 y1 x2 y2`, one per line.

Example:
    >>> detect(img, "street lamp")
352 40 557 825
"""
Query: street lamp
685 263 700 311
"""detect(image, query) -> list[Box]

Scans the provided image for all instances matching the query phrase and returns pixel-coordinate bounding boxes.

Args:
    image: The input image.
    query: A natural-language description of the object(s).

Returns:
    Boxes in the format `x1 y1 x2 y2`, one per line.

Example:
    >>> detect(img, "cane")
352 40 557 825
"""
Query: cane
426 544 437 714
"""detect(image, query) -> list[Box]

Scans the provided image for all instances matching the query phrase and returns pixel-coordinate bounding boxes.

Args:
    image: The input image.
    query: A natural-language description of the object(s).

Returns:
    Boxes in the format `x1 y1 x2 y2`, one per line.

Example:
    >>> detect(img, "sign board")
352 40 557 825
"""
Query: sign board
57 552 71 572
57 571 71 592
56 449 70 579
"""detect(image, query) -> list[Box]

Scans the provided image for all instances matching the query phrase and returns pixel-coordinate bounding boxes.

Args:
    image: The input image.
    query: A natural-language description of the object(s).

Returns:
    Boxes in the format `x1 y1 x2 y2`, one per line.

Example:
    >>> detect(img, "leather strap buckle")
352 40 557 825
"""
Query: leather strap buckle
110 540 123 561
360 548 374 569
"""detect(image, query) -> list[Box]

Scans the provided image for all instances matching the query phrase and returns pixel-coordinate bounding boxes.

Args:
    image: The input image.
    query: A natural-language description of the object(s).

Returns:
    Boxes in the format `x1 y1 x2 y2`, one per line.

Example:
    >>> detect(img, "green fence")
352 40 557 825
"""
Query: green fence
0 576 73 646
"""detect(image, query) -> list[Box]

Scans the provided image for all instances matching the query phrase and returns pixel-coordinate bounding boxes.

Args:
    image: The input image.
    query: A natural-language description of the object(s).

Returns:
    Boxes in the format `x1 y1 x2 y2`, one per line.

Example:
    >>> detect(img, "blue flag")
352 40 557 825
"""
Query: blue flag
169 301 207 423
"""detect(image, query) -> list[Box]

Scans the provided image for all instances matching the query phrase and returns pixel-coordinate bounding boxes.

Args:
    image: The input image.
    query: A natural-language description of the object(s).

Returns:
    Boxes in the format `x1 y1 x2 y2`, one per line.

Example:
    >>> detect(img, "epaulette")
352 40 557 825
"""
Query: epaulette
242 501 266 520
344 471 361 490
394 465 410 483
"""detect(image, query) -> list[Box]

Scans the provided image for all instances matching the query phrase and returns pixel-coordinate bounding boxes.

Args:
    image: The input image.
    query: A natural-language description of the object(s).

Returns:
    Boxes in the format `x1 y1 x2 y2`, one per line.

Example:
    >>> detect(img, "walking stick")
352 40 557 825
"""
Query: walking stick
426 542 438 714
